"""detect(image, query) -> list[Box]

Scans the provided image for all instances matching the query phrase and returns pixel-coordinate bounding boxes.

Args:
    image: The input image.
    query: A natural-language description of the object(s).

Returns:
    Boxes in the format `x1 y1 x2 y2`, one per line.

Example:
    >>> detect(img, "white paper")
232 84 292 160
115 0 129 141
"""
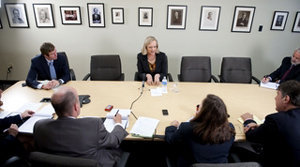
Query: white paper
18 116 51 133
130 117 160 138
104 109 131 132
0 111 11 119
150 88 162 96
260 81 279 90
36 104 55 117
16 103 43 113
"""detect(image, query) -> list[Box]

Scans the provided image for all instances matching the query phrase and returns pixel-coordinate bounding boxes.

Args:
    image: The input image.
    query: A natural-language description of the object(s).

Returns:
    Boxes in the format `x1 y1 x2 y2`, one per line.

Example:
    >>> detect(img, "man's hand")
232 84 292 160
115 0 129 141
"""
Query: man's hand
170 120 180 128
8 124 19 137
261 77 270 84
113 113 122 124
21 110 35 119
244 123 258 133
42 80 60 90
241 112 253 121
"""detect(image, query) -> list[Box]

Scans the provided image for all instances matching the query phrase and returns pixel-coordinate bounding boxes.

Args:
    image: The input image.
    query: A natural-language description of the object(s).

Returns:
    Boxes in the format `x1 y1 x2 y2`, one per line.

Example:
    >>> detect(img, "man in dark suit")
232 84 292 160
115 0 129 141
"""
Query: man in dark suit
241 80 300 167
34 86 128 167
262 46 300 84
26 42 70 90
0 89 34 164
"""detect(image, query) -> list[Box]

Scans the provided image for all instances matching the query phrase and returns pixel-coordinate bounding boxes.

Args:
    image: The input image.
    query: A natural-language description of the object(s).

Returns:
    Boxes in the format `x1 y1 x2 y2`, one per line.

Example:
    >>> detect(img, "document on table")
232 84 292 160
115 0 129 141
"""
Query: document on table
238 114 263 125
130 117 160 138
260 81 279 90
103 109 131 132
17 103 55 134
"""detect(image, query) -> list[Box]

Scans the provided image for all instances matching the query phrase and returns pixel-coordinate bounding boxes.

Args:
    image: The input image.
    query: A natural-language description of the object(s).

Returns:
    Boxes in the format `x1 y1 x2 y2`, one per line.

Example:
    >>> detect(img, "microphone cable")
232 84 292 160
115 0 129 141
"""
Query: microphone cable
129 90 143 120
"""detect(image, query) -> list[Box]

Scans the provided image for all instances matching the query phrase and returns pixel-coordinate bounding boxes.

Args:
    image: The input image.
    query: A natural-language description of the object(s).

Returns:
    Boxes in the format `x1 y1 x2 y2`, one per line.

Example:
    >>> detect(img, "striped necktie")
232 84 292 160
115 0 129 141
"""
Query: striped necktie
49 61 57 80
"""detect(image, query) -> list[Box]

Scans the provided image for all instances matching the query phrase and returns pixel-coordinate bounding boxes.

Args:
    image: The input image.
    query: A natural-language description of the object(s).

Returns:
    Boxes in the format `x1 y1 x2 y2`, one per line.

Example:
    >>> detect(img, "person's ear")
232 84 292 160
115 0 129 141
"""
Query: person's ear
283 95 290 103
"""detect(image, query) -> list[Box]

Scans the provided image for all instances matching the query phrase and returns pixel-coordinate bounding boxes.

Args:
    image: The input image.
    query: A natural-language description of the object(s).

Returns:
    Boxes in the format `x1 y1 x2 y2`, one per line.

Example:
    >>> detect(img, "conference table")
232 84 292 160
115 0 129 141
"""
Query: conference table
0 81 277 141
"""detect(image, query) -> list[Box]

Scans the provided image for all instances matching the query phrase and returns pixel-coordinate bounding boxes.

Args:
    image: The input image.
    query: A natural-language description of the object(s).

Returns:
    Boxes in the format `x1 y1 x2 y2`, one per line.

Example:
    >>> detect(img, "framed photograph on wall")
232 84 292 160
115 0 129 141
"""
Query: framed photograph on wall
5 3 29 28
87 3 105 28
199 6 221 31
33 4 55 28
231 6 255 33
292 12 300 32
111 8 124 24
270 11 289 31
139 7 153 27
167 5 187 30
60 6 81 25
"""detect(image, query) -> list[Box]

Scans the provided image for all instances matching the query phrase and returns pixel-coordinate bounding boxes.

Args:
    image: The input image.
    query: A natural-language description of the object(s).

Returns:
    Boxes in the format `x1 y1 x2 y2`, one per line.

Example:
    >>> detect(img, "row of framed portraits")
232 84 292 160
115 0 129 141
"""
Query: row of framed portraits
1 3 300 33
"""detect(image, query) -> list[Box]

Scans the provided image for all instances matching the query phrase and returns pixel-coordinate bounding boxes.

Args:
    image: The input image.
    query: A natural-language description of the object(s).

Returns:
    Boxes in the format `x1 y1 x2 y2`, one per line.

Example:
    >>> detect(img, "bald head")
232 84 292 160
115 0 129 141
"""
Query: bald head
51 86 80 117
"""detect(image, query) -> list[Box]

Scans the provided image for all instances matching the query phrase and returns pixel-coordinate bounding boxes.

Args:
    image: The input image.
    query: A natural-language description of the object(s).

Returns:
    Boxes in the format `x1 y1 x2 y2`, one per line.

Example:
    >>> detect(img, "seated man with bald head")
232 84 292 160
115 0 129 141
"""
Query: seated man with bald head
34 86 128 167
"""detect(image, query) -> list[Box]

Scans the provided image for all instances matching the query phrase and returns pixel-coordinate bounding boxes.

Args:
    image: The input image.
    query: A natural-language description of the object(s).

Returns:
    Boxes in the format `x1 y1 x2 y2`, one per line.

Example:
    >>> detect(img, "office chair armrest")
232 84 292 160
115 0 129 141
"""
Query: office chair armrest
119 73 125 81
218 75 225 83
70 69 76 81
116 152 130 167
167 73 173 82
177 74 182 82
82 74 90 81
211 75 219 82
252 76 260 84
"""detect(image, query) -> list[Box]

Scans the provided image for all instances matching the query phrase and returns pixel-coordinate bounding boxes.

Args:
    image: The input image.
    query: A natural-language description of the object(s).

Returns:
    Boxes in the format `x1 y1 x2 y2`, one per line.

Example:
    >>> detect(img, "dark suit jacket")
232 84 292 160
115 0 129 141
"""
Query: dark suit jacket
34 117 128 167
137 52 168 81
0 115 24 164
267 57 300 83
244 108 300 167
26 54 70 89
165 122 235 167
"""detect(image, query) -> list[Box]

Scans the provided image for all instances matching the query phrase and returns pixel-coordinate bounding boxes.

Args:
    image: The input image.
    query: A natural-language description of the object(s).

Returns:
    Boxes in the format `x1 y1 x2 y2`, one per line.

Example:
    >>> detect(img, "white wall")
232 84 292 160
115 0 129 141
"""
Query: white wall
0 0 299 81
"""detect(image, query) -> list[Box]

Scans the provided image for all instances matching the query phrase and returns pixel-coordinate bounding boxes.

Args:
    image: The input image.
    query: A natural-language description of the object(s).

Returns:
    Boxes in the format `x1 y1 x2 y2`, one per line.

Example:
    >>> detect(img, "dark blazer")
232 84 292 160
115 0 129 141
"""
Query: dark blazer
165 122 235 167
0 115 24 164
267 57 300 83
137 52 168 81
26 53 70 89
34 117 128 167
244 108 300 167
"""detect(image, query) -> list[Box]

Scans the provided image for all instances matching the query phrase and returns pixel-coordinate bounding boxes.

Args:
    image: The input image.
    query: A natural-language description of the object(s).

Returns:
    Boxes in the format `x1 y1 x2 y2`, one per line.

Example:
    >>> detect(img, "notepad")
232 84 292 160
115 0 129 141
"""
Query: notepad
238 114 263 125
130 117 160 138
103 109 131 132
260 81 279 90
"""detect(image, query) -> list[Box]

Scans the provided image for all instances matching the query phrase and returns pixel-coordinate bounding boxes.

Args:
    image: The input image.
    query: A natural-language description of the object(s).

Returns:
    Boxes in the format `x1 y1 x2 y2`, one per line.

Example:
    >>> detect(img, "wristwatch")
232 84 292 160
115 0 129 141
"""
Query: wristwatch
58 79 63 85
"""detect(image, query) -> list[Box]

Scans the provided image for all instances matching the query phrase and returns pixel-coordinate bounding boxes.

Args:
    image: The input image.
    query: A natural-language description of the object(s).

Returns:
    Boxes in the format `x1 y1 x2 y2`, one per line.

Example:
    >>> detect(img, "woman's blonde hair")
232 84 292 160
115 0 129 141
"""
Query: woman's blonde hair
141 36 160 55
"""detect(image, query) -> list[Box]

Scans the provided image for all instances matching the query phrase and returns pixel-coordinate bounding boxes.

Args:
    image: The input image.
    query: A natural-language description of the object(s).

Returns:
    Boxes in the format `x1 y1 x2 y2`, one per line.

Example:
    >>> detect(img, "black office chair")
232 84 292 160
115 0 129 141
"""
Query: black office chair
26 151 130 167
83 55 125 81
218 57 260 84
190 162 261 167
177 56 218 82
57 52 76 81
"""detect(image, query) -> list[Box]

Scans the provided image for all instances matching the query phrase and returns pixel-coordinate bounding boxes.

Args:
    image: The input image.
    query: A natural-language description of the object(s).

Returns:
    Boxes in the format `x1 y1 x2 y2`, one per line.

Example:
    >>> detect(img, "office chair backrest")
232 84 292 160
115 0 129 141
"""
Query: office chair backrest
26 152 101 167
190 162 261 167
180 56 212 82
90 55 123 81
57 52 76 80
220 57 252 83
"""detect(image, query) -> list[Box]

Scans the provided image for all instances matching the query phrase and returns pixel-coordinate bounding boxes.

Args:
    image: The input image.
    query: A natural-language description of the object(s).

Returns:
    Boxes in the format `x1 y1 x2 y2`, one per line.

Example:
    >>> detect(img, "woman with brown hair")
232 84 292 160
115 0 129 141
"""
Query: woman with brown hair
165 94 236 167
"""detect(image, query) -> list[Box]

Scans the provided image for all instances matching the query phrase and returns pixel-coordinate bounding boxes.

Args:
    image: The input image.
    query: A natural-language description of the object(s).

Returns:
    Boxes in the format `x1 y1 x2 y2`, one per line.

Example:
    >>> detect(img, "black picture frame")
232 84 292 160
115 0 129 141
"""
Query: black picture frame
231 6 255 33
33 4 55 28
5 3 29 28
87 3 105 28
60 6 82 25
167 5 187 30
271 11 289 31
292 11 300 33
111 8 124 24
138 7 153 27
199 6 221 31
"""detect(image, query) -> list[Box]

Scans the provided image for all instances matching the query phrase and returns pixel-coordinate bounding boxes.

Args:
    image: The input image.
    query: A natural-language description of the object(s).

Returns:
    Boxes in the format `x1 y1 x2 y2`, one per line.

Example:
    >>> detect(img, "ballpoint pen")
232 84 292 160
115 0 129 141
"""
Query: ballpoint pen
115 110 119 117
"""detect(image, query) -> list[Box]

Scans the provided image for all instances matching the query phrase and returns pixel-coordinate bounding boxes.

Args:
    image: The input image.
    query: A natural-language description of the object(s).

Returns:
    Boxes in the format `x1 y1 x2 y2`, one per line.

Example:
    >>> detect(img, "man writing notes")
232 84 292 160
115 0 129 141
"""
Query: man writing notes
26 42 70 90
262 47 300 84
241 80 300 167
34 86 128 167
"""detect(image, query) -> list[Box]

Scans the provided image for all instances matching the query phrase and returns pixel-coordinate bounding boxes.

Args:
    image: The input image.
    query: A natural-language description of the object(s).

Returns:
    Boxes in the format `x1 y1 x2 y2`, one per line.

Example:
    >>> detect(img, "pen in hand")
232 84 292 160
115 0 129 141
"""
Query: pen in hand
115 110 119 117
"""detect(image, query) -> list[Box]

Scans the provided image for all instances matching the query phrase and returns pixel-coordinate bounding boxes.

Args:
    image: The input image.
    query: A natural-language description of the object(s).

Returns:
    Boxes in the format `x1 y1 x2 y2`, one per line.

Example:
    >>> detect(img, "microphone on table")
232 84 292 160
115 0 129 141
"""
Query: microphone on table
141 74 146 94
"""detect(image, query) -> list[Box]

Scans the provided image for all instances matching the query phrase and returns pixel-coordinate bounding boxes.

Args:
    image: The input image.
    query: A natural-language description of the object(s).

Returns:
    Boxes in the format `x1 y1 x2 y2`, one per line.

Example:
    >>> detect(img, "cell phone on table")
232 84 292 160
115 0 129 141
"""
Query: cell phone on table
162 109 168 115
105 105 113 111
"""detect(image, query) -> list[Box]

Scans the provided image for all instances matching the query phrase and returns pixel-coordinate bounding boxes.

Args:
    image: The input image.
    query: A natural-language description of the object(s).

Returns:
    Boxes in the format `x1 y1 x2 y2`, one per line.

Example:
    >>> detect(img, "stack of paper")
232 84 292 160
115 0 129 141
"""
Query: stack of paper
260 81 279 90
130 117 160 138
103 109 131 132
238 114 263 125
